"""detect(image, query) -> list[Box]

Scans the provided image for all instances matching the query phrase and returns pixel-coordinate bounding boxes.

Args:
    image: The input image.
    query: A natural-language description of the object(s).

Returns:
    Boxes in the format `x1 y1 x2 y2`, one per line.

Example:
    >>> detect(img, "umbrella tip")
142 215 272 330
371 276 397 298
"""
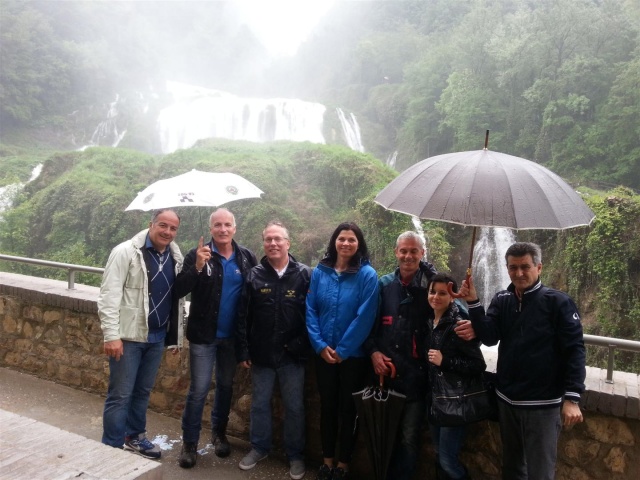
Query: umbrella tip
484 130 490 150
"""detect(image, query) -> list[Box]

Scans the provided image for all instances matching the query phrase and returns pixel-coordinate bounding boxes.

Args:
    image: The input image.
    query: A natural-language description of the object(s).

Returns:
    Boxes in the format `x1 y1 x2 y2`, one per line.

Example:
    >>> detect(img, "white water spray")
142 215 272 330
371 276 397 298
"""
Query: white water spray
80 95 127 150
157 81 327 153
336 108 364 153
386 151 398 170
472 227 516 307
0 164 43 218
411 216 429 261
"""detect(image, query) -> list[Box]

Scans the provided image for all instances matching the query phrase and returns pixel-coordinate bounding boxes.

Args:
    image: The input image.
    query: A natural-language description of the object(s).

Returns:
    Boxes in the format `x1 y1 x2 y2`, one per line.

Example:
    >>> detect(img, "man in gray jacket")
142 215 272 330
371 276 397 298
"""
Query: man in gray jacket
98 208 184 459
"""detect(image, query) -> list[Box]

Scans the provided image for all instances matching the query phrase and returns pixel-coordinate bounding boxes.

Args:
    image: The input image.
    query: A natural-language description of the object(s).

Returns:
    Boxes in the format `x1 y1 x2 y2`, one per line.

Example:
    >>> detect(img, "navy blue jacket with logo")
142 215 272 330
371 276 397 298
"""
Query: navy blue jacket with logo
468 280 586 408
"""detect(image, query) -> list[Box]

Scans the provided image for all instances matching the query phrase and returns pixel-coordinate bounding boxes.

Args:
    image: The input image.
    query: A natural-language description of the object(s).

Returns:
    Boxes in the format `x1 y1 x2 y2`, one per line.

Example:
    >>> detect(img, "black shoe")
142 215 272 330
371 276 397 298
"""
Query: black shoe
316 464 333 480
212 432 231 457
179 441 197 468
332 467 349 480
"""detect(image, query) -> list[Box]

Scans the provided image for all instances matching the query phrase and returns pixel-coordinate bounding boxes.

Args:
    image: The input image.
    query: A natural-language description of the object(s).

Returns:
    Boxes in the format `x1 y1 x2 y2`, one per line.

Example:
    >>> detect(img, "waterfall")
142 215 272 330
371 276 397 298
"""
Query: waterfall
79 95 127 150
472 227 516 307
335 108 364 153
411 216 430 261
386 151 398 170
157 81 327 153
0 164 43 218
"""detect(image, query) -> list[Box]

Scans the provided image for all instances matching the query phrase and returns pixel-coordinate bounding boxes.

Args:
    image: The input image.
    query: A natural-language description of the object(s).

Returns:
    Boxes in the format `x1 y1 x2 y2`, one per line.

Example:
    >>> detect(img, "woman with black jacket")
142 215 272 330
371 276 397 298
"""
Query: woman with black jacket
427 273 486 480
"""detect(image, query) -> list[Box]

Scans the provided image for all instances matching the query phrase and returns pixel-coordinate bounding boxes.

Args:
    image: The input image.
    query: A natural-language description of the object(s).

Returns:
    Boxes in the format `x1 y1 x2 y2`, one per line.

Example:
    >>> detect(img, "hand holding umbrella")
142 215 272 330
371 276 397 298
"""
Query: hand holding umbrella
460 276 479 303
194 236 211 273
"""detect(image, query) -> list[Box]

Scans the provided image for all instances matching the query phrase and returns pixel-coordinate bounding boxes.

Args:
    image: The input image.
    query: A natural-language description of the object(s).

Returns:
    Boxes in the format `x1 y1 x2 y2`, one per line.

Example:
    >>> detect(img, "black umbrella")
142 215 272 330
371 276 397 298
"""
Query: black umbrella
375 131 595 295
352 362 406 480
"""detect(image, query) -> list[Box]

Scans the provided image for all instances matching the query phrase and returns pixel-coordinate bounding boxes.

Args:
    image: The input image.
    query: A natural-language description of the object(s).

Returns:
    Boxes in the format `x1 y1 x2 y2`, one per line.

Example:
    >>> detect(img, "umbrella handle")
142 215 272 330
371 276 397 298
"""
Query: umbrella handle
379 360 397 388
447 268 471 298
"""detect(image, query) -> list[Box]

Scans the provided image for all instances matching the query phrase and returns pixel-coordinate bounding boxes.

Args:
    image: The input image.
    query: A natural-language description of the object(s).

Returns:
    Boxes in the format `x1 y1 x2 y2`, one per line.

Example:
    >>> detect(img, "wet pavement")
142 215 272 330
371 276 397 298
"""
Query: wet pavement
0 367 307 480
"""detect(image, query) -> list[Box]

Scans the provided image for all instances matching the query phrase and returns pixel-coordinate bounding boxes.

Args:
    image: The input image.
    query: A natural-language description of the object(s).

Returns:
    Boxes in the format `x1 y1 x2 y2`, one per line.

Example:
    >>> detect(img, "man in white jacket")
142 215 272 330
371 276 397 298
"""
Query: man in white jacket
98 209 184 459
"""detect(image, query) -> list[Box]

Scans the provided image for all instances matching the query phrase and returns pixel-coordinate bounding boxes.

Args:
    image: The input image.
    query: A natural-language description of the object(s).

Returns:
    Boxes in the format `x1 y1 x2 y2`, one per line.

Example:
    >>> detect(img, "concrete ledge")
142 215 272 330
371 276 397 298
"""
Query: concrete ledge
0 409 162 480
0 272 99 313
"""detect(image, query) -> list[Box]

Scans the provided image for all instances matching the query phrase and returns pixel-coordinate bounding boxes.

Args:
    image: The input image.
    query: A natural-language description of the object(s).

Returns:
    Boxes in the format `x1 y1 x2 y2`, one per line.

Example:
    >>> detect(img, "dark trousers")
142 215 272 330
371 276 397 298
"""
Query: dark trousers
314 355 368 464
498 402 562 480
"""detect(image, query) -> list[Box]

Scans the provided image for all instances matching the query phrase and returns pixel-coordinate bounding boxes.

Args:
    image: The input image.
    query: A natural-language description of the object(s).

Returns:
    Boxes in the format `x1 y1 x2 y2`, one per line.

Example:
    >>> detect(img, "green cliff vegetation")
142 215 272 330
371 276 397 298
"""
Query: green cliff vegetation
0 140 452 284
1 141 639 372
547 188 640 373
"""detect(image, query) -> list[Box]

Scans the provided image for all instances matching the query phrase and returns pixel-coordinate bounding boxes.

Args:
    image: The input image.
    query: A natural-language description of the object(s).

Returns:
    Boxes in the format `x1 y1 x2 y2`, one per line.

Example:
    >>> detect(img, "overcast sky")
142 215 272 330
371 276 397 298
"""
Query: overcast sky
234 0 336 56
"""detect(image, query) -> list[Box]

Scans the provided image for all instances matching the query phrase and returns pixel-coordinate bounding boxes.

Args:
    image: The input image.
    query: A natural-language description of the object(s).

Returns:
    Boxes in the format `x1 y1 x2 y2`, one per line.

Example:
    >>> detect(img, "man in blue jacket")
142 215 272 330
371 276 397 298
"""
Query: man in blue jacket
235 221 311 480
462 242 585 480
176 208 257 469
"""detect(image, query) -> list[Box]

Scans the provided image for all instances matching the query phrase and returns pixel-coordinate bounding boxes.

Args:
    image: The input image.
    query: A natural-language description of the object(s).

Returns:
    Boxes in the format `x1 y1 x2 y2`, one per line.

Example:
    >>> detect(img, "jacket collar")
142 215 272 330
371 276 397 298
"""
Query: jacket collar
394 260 436 288
260 253 298 272
131 228 182 264
507 279 543 297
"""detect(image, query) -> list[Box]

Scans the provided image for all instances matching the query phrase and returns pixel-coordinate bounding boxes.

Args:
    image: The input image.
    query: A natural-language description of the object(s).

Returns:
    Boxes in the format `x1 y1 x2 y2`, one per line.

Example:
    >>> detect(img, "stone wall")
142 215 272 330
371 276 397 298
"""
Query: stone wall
1 272 638 479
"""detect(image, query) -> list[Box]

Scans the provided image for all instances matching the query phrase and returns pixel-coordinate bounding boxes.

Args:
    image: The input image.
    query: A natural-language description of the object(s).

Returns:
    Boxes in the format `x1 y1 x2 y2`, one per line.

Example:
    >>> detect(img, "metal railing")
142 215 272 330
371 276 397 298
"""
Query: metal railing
0 253 104 289
1 254 639 382
583 334 640 383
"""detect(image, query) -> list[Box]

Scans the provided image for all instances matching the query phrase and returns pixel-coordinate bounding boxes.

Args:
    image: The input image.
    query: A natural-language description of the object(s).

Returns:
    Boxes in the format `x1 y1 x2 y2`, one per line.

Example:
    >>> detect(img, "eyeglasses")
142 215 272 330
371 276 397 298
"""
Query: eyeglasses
263 236 288 244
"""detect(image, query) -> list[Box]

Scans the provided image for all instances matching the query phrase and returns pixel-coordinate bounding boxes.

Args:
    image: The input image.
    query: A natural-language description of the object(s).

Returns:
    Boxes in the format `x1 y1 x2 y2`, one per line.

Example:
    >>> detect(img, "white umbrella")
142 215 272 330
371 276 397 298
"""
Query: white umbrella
125 170 263 211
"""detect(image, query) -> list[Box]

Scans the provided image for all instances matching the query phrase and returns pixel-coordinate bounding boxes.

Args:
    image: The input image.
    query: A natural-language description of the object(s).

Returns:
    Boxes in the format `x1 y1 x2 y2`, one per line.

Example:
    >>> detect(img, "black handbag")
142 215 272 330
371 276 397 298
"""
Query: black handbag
428 325 498 427
429 368 497 426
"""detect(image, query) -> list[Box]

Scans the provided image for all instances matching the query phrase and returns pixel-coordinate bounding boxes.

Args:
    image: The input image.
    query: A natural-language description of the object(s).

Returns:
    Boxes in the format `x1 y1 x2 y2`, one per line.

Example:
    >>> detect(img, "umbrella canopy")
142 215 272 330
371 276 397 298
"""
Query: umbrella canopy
375 137 595 296
125 170 263 211
374 149 595 230
352 363 406 480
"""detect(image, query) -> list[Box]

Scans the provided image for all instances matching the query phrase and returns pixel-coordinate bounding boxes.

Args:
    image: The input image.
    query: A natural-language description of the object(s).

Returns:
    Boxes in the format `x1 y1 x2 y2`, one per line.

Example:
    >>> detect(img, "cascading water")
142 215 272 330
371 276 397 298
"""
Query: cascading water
79 95 127 150
335 108 364 153
472 227 516 307
386 151 398 170
157 81 327 153
411 216 430 261
0 164 43 218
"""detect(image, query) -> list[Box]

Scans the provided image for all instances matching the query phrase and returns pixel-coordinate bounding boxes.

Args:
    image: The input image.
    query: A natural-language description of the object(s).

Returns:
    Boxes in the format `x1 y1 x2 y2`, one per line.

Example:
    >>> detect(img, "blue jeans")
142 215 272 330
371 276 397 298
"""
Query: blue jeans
250 363 306 460
102 340 165 447
430 423 467 479
498 402 562 480
386 398 426 480
181 338 237 443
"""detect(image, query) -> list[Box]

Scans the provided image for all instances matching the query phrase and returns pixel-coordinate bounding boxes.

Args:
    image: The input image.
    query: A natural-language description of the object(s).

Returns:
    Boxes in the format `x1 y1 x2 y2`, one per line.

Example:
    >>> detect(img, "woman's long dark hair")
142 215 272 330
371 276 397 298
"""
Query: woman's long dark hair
323 222 370 267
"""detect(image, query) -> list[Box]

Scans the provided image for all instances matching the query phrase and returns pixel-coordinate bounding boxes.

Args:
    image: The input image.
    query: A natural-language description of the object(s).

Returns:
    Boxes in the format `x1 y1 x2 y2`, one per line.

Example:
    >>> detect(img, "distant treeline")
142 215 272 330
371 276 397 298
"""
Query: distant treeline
1 0 639 190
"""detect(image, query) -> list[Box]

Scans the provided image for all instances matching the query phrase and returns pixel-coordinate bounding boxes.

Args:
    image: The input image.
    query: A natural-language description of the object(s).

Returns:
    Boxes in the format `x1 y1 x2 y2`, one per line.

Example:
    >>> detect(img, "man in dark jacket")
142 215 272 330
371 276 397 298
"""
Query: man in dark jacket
364 231 475 480
462 242 585 480
235 221 311 480
176 208 257 469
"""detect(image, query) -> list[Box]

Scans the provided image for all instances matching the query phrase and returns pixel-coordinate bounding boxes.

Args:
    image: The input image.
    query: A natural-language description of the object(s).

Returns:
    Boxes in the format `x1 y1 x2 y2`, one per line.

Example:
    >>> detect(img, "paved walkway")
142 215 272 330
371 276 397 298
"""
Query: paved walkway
0 367 303 480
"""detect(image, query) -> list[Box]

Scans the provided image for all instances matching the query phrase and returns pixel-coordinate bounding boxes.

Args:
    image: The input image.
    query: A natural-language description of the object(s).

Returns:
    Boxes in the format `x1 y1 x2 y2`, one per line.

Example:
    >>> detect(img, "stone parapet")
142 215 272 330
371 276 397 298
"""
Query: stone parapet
1 272 638 480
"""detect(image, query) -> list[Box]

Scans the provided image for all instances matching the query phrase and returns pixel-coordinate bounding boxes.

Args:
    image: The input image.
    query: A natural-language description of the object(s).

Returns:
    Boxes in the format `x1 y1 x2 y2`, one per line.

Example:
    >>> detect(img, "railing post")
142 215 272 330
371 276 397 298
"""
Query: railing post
606 345 615 383
68 269 76 290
